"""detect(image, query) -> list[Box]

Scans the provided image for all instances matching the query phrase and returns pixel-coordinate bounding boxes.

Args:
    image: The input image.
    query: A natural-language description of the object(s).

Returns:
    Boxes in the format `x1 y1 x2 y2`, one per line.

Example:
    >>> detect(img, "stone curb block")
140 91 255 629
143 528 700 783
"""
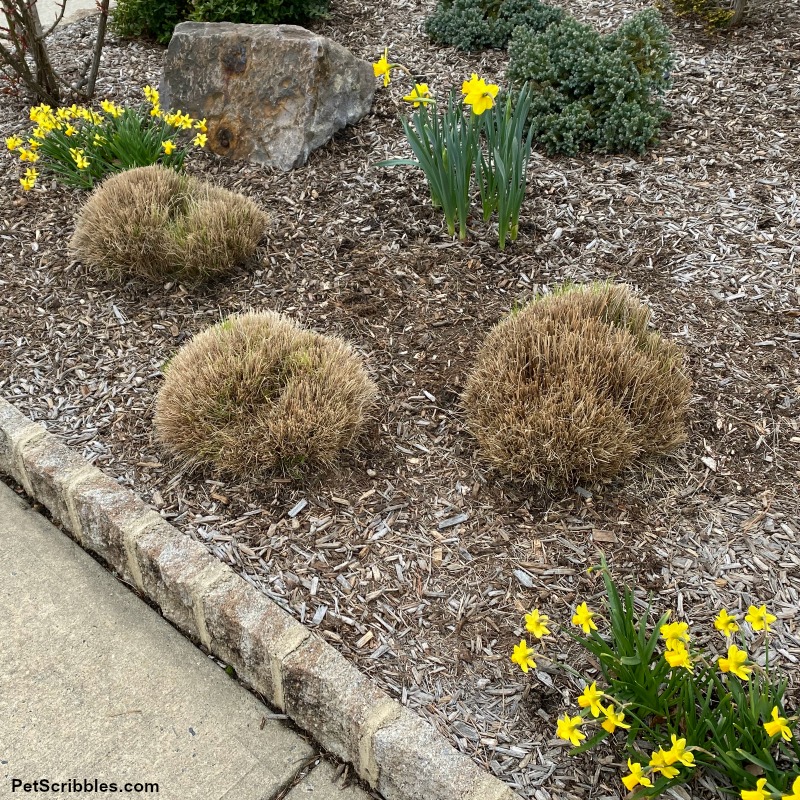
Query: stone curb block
0 397 524 800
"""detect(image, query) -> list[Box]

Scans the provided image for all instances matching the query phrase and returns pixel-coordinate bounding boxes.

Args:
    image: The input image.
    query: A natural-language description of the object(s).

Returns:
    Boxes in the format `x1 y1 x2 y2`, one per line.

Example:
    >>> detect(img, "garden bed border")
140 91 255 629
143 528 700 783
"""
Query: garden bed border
0 396 520 800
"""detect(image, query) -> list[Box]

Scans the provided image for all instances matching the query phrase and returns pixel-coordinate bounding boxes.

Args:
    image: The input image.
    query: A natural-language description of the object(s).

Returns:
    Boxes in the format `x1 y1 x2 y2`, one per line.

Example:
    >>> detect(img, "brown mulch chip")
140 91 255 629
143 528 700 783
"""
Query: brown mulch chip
1 0 799 797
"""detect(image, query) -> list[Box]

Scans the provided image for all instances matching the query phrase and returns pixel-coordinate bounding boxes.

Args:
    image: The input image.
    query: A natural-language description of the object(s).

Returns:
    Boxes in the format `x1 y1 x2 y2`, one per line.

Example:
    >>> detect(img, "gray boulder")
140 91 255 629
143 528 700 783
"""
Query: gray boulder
160 22 375 171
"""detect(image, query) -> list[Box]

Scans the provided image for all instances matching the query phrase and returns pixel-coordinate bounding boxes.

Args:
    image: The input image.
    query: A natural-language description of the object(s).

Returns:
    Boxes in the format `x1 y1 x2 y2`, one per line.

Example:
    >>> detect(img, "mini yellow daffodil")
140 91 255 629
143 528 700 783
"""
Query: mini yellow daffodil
510 639 536 673
714 609 740 637
27 139 41 150
665 643 693 671
763 706 792 741
193 132 207 147
571 602 598 634
781 776 800 800
151 105 163 118
20 175 35 191
600 704 630 733
577 682 604 717
555 714 585 747
402 83 432 108
69 147 89 169
373 48 391 87
64 125 77 137
660 621 690 650
741 778 771 800
194 117 207 133
6 135 23 151
745 604 776 632
668 735 695 768
461 73 499 115
621 760 652 791
143 85 160 105
649 749 680 779
524 609 550 638
56 107 72 121
18 148 39 163
162 140 176 155
719 644 752 681
100 99 123 118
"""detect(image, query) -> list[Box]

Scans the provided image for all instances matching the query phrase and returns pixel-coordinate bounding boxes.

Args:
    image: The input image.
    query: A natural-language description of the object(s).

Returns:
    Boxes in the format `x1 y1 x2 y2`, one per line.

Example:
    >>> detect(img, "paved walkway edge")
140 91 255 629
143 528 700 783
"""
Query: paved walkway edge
0 397 521 800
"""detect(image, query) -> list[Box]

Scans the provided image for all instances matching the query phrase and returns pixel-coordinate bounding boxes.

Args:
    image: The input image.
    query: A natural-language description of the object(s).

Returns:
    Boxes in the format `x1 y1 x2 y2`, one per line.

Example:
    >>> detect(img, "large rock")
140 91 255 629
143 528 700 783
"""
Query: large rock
160 22 375 171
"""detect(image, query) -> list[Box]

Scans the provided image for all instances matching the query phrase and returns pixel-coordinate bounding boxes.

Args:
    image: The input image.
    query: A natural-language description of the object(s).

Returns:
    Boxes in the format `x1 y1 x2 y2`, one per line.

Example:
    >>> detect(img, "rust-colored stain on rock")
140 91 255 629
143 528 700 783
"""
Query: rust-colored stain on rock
222 43 248 75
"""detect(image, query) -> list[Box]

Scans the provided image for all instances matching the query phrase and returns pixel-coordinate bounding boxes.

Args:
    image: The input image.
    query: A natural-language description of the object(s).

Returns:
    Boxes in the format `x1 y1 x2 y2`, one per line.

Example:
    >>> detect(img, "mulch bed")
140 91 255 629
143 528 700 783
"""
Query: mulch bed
1 0 798 796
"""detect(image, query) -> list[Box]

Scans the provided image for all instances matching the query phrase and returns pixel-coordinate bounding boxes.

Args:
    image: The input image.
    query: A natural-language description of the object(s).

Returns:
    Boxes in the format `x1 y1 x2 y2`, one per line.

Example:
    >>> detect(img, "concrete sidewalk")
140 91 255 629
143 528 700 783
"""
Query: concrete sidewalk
0 480 368 800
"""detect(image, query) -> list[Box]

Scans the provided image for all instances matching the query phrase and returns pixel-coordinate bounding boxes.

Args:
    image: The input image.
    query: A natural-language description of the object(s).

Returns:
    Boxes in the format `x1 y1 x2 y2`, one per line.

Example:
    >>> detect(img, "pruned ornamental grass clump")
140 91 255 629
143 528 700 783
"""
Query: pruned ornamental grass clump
69 165 266 285
153 311 378 478
463 283 691 489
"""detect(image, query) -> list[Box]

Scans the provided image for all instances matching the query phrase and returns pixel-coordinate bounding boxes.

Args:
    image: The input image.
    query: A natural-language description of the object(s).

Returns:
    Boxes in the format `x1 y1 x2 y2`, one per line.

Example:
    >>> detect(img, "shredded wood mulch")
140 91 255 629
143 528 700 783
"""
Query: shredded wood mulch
1 0 799 796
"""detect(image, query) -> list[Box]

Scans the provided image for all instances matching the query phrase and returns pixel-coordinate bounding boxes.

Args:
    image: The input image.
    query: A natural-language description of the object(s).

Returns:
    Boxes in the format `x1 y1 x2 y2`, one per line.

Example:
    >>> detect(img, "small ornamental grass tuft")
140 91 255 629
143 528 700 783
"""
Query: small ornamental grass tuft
462 283 690 489
153 311 378 478
69 165 267 285
7 87 207 190
511 558 799 798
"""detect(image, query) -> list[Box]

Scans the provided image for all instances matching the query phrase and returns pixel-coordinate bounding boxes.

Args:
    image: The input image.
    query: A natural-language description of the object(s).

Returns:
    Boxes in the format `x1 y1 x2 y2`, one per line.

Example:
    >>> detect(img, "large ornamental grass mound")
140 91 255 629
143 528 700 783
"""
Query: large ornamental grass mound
70 165 267 285
154 311 378 478
463 283 691 489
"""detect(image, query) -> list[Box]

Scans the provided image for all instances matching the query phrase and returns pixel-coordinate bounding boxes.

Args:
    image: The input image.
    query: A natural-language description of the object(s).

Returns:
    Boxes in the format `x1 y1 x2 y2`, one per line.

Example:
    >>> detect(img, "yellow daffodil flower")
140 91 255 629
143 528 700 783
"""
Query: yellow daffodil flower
621 760 652 791
29 103 52 122
27 139 41 150
555 714 585 747
18 148 39 163
373 48 391 87
93 134 106 146
162 140 176 155
20 175 35 191
649 749 680 779
64 125 77 137
402 83 432 108
741 778 771 800
6 135 23 151
660 621 690 650
665 643 693 671
194 117 207 133
143 85 160 105
524 609 550 638
100 99 123 118
164 111 181 127
577 682 604 717
69 147 89 169
56 107 72 121
571 602 598 634
193 132 207 147
745 604 776 632
763 706 792 741
510 639 536 673
781 776 800 800
600 704 630 733
177 112 193 130
462 73 499 115
714 609 740 637
719 644 752 681
31 126 46 140
668 735 695 767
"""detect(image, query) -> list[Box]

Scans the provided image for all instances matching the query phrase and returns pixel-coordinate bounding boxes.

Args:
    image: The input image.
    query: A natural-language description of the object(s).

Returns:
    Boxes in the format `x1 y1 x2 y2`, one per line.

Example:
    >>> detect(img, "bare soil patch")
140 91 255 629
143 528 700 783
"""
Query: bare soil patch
1 1 799 797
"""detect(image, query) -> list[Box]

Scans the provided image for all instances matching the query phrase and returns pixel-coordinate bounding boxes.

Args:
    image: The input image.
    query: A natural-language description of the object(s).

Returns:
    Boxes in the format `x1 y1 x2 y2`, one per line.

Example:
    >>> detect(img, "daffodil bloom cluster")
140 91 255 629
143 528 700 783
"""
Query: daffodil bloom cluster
5 89 209 190
372 49 499 117
508 582 797 798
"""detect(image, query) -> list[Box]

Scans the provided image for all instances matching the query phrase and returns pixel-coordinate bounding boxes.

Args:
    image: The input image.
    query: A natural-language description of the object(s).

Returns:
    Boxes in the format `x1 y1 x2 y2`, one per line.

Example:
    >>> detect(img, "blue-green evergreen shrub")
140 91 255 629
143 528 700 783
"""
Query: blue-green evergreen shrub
506 9 672 155
424 0 564 51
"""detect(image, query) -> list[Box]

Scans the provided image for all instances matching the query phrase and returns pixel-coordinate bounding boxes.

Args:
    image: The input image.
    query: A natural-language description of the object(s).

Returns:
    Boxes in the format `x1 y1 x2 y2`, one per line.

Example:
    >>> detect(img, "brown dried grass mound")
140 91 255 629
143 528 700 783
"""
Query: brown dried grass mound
153 311 378 477
463 283 691 489
69 165 267 285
